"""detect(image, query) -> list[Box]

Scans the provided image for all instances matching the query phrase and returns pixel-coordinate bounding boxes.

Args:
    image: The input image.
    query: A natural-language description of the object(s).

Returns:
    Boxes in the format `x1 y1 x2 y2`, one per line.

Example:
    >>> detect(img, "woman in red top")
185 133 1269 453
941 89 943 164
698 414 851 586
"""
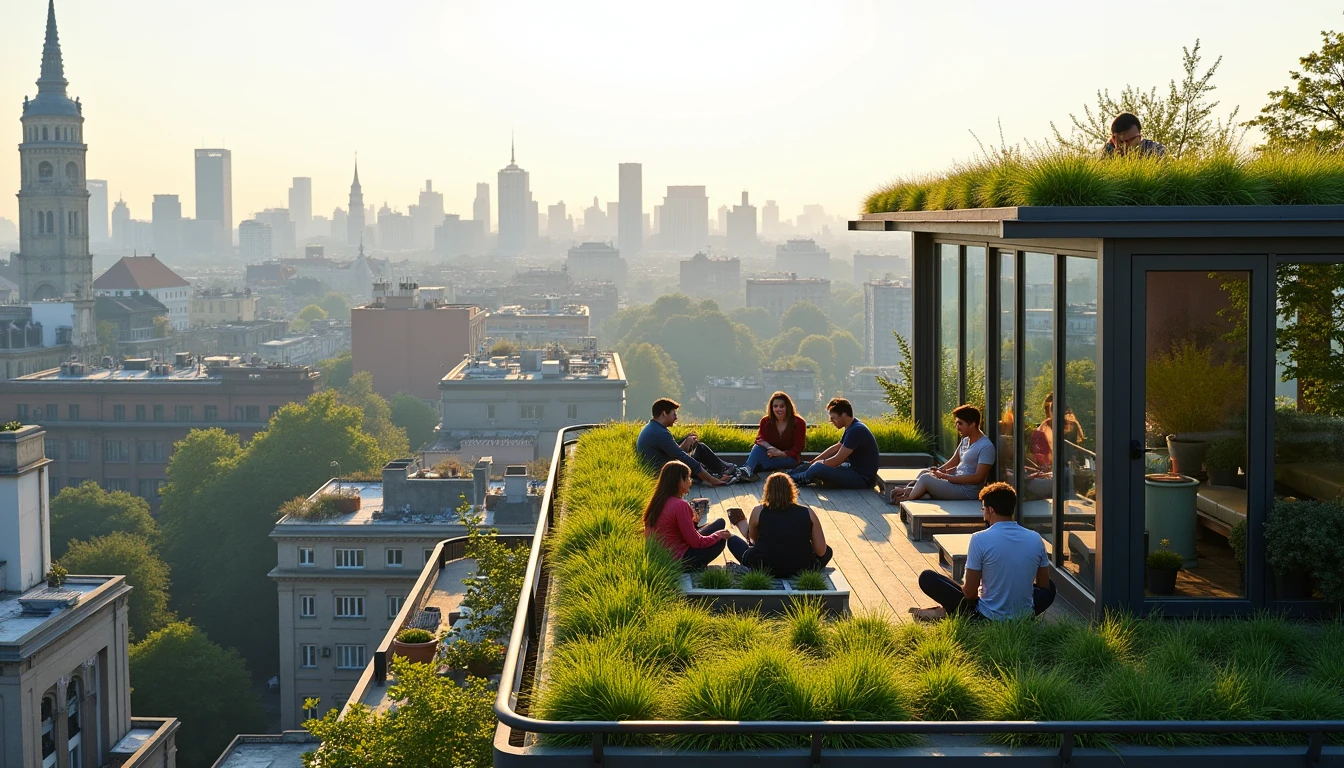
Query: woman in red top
643 461 747 570
738 391 807 482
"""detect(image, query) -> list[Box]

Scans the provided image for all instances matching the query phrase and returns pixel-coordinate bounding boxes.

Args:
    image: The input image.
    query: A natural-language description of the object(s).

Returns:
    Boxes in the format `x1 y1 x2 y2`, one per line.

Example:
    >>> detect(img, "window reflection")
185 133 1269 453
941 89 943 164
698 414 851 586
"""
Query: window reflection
1061 256 1098 592
998 251 1016 489
938 244 960 457
965 246 987 414
1020 253 1054 543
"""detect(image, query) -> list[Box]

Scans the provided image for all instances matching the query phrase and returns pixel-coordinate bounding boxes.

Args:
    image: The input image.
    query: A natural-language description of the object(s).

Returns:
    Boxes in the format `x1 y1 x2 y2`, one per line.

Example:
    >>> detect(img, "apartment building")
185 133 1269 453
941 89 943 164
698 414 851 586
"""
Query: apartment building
745 276 831 321
863 278 913 366
679 253 741 298
484 300 591 349
190 290 258 327
774 238 831 280
351 281 486 401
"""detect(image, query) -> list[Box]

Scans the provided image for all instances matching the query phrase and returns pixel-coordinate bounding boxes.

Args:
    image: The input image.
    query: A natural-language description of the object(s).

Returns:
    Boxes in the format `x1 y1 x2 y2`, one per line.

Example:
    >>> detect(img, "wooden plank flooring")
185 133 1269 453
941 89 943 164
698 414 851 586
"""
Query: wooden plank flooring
693 481 1086 623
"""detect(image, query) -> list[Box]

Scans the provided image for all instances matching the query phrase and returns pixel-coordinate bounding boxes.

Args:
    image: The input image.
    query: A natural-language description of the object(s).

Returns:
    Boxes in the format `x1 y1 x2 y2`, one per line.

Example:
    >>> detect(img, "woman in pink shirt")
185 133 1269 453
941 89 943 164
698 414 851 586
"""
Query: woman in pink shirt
643 460 747 570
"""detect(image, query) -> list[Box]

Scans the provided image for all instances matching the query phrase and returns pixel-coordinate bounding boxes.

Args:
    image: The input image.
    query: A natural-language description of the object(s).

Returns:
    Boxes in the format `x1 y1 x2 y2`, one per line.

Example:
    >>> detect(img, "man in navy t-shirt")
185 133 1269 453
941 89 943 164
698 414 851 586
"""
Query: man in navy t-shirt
788 397 878 489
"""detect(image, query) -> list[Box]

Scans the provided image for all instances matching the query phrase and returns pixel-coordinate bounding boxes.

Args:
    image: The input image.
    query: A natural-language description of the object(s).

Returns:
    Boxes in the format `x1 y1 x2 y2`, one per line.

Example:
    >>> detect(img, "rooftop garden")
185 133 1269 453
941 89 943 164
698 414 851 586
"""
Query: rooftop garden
669 418 931 454
531 424 1344 750
864 150 1344 213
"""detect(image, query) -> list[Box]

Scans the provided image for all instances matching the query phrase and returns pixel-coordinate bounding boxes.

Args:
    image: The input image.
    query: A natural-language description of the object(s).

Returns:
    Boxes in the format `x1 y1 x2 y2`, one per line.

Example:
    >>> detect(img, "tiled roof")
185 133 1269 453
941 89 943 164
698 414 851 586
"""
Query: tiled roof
93 255 190 291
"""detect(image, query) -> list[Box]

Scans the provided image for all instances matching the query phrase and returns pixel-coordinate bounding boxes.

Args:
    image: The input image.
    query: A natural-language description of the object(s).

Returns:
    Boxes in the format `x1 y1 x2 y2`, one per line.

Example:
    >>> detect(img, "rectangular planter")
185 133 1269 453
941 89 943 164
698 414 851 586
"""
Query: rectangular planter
679 567 850 616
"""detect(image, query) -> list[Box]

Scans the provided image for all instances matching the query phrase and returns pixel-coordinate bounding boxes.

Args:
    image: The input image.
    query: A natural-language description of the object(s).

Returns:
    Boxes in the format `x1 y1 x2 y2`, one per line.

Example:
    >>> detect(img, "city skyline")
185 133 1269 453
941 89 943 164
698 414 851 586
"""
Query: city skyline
2 0 1342 231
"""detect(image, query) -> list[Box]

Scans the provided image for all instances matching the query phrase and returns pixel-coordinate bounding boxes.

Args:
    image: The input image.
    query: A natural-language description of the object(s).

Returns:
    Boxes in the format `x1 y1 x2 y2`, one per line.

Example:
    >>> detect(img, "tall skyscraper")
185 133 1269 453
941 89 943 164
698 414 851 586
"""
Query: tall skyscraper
473 182 491 233
87 178 108 244
151 195 182 257
256 208 294 254
347 159 365 250
414 180 443 250
660 186 709 253
497 141 531 256
111 197 129 249
618 162 643 257
195 148 232 252
726 191 757 253
289 176 312 243
331 207 347 244
547 200 572 239
762 200 780 237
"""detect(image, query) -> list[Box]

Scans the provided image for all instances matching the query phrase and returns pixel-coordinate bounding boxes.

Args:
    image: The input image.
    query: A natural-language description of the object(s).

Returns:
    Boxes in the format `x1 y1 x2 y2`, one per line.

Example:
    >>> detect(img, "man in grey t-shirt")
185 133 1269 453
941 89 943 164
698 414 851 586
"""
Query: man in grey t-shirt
911 482 1056 622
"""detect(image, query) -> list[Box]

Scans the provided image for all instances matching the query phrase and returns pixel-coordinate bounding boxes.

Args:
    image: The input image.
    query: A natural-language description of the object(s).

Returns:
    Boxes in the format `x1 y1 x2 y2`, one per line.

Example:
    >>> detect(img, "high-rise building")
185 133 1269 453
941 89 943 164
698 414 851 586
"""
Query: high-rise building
567 242 626 291
661 186 709 253
346 159 365 250
352 284 486 401
547 200 573 239
331 207 347 244
256 208 294 254
435 214 484 256
679 253 741 297
775 238 830 280
726 191 757 253
413 180 443 251
473 181 491 234
289 176 312 244
864 278 913 366
497 141 531 255
151 194 182 258
111 196 130 249
377 203 413 251
716 204 729 235
618 162 643 257
240 219 273 261
87 178 108 244
745 276 831 321
582 197 607 238
762 200 780 237
194 148 232 252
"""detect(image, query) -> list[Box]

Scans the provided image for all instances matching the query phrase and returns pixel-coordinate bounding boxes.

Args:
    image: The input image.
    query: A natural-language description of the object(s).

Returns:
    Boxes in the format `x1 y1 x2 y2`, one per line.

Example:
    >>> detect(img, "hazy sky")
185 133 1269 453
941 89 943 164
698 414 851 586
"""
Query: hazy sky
1 0 1340 229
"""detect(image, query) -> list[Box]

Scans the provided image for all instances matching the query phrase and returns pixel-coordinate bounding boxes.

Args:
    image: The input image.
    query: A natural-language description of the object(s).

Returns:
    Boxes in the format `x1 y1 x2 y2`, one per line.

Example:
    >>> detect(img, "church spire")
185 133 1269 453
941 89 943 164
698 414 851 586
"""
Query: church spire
511 133 515 165
37 0 67 95
352 154 361 189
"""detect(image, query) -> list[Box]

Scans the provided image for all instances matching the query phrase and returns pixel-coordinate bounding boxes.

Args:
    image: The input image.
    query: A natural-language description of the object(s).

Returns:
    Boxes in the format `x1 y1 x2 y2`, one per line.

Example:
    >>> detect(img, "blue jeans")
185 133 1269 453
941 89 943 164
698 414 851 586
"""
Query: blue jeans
743 444 800 475
789 461 871 489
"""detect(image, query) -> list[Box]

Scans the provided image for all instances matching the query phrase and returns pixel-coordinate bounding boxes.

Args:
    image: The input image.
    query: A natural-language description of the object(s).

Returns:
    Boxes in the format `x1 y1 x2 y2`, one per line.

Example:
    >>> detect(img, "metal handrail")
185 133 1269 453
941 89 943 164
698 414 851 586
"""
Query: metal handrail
492 424 1343 760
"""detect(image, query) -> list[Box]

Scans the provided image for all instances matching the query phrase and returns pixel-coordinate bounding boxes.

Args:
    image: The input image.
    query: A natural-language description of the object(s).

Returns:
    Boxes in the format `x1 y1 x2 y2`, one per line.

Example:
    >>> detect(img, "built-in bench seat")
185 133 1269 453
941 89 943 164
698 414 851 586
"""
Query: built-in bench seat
1195 485 1246 537
1276 463 1344 502
933 532 1054 583
901 497 1096 541
875 467 924 502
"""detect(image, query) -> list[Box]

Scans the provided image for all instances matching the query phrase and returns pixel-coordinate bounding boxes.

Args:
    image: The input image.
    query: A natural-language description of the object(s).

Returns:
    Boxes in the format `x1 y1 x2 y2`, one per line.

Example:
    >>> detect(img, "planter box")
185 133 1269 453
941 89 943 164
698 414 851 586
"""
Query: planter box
679 567 850 616
334 495 362 513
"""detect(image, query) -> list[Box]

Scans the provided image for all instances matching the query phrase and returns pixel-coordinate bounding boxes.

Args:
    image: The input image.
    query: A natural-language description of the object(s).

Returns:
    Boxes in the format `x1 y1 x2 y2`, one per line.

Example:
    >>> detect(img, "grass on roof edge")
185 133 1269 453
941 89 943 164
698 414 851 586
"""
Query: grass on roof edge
530 423 1344 752
864 150 1344 213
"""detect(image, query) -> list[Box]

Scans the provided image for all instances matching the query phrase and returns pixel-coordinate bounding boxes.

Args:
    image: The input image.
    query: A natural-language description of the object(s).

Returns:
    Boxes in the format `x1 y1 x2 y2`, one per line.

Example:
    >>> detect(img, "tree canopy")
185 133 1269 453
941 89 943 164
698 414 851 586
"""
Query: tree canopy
316 350 353 390
390 392 440 450
1249 29 1344 152
318 292 352 321
780 301 832 338
618 342 684 416
728 306 777 340
130 622 266 768
50 481 159 559
62 532 172 640
336 371 409 460
293 304 328 332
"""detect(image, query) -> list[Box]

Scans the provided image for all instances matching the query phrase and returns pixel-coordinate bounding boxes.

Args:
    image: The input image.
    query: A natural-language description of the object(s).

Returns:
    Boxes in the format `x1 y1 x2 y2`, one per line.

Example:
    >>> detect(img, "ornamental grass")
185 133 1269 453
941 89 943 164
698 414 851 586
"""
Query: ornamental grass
532 424 1344 751
864 149 1344 213
671 418 932 454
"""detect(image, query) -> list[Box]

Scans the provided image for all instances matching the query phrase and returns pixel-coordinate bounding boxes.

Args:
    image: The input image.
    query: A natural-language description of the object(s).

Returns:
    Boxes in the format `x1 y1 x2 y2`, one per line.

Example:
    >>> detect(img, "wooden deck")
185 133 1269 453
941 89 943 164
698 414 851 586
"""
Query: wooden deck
693 481 1086 622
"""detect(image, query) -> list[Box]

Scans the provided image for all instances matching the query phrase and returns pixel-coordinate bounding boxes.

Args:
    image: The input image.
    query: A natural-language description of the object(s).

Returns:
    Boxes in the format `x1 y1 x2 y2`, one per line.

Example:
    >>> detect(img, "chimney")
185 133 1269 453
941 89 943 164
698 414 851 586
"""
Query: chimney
0 425 51 593
504 465 528 503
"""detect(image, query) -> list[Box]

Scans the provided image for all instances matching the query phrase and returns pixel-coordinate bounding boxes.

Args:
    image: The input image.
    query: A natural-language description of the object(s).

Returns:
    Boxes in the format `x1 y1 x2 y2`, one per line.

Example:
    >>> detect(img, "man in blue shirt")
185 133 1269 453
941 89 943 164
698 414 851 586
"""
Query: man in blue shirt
787 397 878 489
912 482 1056 621
636 398 736 486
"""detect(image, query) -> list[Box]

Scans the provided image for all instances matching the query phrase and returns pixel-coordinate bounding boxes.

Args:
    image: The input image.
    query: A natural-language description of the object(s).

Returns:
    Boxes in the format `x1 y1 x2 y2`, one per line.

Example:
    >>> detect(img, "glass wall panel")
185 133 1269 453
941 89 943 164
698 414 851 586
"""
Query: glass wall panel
1061 256 1099 592
1271 261 1344 599
1020 252 1055 539
1142 270 1248 598
938 244 960 457
997 251 1016 488
965 246 988 415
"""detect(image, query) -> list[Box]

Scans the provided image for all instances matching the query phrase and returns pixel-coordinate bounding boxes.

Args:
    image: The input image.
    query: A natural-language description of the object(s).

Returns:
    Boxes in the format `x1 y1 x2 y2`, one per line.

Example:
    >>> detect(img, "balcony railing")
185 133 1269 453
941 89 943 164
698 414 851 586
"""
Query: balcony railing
493 424 1344 764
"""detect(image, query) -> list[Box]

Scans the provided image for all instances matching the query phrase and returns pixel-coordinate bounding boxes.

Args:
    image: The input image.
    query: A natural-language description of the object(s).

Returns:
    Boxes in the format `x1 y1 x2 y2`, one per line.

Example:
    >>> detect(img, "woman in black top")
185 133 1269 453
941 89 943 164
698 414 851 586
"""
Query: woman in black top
737 473 833 578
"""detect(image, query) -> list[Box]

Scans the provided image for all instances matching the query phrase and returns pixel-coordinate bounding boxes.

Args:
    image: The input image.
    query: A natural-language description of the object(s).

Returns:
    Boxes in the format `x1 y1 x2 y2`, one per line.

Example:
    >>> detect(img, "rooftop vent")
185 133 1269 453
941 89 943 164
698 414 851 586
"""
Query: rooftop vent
174 352 192 368
540 360 562 378
122 358 152 371
520 349 543 372
504 465 529 503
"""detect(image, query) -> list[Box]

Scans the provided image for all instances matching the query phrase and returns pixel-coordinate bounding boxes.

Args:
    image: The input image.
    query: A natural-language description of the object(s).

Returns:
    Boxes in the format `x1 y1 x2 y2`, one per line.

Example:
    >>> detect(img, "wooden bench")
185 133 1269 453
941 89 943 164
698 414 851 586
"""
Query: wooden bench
934 532 1055 583
1194 485 1246 538
899 500 984 540
874 467 924 502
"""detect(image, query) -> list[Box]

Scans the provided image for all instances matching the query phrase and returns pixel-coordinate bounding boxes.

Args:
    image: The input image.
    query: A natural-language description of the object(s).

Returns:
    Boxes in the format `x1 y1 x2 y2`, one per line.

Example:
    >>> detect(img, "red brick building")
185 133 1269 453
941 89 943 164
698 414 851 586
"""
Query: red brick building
0 358 320 507
352 283 486 401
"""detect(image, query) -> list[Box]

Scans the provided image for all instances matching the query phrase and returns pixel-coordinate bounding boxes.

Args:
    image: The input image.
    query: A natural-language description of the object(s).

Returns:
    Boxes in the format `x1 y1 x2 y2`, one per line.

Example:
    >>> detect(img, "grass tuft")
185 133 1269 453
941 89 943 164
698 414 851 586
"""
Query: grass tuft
668 645 810 751
818 647 918 748
781 596 828 654
534 636 663 746
791 569 829 591
903 658 990 721
694 567 734 590
988 666 1107 747
738 569 776 591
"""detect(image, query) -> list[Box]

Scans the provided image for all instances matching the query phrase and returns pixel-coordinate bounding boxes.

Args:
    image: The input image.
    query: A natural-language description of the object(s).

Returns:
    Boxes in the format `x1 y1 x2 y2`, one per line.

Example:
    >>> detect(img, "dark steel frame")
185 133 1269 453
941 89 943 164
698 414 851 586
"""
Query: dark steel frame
493 423 1344 765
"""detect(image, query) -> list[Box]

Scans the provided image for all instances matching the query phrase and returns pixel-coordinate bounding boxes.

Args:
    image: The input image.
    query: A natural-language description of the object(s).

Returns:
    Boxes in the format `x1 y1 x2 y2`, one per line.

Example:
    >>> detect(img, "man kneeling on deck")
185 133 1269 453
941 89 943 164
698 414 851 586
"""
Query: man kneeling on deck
912 482 1056 622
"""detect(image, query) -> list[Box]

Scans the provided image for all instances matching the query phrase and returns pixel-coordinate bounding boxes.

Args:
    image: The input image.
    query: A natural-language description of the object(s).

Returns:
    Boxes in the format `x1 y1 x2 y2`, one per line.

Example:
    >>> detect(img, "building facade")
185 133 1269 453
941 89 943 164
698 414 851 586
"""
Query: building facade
863 278 912 366
473 182 490 235
745 276 830 321
92 255 191 330
289 177 312 245
660 185 708 253
726 191 757 253
86 178 108 246
0 360 319 507
484 302 591 348
351 284 486 401
679 253 740 298
258 332 345 367
497 144 531 256
190 290 258 327
194 148 232 254
346 161 365 251
618 162 642 257
150 195 181 259
565 242 625 290
775 238 830 280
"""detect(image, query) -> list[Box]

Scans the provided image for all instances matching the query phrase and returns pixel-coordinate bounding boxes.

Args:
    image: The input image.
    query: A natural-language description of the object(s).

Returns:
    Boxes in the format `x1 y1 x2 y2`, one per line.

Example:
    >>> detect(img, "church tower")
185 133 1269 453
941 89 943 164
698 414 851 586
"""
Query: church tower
16 1 96 357
346 158 365 252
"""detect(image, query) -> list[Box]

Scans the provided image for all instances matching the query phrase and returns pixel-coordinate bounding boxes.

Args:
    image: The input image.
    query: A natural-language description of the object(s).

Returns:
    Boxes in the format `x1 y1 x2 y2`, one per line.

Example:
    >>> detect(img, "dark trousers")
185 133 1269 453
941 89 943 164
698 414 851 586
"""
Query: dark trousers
691 443 731 476
681 518 749 570
789 461 871 489
739 545 834 578
917 570 1057 618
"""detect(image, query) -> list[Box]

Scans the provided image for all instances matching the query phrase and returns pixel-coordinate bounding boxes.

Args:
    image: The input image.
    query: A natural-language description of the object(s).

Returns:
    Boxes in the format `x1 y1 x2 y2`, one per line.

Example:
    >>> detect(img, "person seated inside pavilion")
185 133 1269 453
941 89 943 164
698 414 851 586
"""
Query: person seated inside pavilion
643 460 747 570
912 482 1056 621
738 391 806 481
787 397 878 489
637 397 737 486
1102 112 1167 158
732 472 833 578
1025 393 1087 500
892 404 994 502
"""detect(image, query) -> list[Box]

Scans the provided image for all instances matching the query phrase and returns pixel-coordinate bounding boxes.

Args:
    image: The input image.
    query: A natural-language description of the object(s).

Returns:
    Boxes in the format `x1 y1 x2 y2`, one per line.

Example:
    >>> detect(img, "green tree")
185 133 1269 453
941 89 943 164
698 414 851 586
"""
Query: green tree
151 315 173 339
797 334 836 378
729 306 778 340
830 330 864 380
97 320 117 355
390 392 440 450
649 293 695 319
1274 263 1344 415
618 342 684 417
302 659 494 768
779 301 832 337
318 292 352 321
337 371 409 461
159 392 384 669
770 354 821 377
293 304 328 332
769 327 809 361
876 333 915 419
1051 40 1242 157
62 532 172 640
654 312 761 407
489 339 519 356
50 481 159 559
130 622 265 768
316 350 353 389
1249 30 1344 151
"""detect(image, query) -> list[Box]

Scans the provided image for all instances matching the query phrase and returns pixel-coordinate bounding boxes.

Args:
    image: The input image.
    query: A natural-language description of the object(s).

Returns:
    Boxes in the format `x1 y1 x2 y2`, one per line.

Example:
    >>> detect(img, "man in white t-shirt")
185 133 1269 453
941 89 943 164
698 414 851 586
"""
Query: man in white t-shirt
911 482 1056 622
892 404 995 502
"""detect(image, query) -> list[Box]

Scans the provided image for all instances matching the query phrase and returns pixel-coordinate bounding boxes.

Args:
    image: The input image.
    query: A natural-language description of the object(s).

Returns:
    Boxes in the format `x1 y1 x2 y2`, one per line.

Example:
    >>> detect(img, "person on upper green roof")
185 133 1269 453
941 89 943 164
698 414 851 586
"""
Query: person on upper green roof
1103 112 1167 158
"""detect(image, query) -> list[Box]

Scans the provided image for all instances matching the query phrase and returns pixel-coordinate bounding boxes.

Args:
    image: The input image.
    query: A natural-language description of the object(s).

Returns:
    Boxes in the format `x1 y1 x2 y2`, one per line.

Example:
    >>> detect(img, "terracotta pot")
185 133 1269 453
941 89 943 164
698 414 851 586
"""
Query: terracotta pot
1147 566 1179 596
391 637 439 664
1166 436 1210 479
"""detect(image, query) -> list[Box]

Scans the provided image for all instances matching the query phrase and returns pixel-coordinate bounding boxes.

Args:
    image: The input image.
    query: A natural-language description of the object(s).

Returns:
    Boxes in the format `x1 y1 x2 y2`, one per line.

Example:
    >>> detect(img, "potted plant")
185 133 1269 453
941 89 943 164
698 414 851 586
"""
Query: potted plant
1204 436 1243 487
1146 538 1183 596
1264 499 1320 599
441 637 504 677
391 627 439 664
1145 340 1244 477
45 561 67 589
